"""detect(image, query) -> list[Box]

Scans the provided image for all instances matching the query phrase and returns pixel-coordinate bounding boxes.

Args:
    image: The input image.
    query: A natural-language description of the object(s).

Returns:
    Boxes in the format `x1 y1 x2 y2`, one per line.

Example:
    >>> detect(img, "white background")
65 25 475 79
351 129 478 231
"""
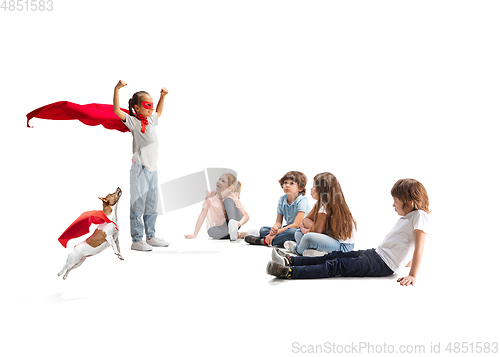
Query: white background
1 1 499 356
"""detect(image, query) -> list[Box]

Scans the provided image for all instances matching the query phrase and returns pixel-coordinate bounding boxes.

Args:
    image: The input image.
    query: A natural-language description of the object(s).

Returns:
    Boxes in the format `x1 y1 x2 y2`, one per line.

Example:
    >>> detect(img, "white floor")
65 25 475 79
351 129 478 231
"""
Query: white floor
2 1 500 356
3 213 499 356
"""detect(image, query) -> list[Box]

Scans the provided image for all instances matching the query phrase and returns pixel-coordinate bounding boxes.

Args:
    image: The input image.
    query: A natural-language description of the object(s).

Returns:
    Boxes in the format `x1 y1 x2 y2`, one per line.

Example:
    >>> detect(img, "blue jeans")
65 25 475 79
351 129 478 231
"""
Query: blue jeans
289 249 394 279
130 162 158 242
294 230 354 255
260 226 299 247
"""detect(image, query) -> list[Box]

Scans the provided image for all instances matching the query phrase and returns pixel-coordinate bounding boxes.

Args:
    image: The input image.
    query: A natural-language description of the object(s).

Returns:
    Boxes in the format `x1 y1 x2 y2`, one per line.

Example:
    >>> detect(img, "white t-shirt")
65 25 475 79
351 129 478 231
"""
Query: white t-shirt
122 112 159 172
376 210 429 272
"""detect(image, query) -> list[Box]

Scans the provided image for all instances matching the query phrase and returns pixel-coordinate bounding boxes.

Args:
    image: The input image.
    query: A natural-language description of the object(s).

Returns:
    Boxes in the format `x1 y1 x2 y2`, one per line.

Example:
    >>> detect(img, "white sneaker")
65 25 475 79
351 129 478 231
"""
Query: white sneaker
228 219 238 241
131 240 153 251
284 241 297 253
246 228 259 236
271 248 291 266
146 237 170 247
303 249 328 257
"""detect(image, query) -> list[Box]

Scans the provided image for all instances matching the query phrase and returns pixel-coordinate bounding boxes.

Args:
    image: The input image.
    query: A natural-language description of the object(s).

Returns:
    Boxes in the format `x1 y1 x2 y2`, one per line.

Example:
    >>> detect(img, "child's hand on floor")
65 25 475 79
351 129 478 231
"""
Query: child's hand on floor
397 275 416 286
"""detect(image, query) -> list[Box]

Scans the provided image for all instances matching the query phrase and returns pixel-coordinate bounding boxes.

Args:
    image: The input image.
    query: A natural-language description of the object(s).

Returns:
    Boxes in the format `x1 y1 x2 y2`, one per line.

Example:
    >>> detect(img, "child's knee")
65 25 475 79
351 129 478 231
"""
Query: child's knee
259 226 270 237
301 233 314 245
223 197 235 208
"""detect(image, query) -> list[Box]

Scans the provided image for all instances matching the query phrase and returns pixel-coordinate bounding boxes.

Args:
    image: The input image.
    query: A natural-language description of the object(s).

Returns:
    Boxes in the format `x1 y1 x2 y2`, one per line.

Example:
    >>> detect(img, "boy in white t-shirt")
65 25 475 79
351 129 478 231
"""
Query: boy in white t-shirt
267 178 430 286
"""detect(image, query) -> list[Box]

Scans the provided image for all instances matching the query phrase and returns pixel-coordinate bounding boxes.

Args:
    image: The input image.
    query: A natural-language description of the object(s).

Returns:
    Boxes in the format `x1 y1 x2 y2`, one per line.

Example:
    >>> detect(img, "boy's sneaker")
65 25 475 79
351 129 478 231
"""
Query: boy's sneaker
271 248 292 266
284 240 297 253
303 249 328 257
245 234 265 245
228 219 239 241
146 237 170 247
266 261 292 279
131 240 153 251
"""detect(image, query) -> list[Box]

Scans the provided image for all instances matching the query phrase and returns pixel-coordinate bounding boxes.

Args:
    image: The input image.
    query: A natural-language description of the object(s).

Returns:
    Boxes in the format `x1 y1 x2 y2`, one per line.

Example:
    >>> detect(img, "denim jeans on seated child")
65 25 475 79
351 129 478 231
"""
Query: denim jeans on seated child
294 230 354 255
290 249 394 279
130 162 158 242
259 226 299 247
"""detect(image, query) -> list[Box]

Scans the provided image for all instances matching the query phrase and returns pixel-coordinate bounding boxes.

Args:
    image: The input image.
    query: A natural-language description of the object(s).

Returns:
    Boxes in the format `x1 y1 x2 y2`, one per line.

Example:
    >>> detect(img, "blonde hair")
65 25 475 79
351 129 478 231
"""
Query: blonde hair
224 173 241 198
391 178 430 214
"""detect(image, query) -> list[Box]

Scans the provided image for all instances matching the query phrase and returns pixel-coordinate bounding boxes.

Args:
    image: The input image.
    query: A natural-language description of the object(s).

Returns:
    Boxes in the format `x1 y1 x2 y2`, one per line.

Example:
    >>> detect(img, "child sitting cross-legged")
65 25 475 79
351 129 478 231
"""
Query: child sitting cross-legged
245 171 309 247
284 172 357 256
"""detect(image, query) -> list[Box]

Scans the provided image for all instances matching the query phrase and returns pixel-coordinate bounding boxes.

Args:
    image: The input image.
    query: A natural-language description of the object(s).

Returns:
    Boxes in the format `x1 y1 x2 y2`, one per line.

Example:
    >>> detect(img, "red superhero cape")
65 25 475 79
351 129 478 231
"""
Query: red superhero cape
26 101 130 132
58 210 117 248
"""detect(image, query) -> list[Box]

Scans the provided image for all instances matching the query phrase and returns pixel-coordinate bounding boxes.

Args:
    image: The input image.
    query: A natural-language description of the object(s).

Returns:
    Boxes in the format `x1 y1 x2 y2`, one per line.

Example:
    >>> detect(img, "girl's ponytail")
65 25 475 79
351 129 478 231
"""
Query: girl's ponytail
224 173 241 198
234 180 242 198
128 98 135 118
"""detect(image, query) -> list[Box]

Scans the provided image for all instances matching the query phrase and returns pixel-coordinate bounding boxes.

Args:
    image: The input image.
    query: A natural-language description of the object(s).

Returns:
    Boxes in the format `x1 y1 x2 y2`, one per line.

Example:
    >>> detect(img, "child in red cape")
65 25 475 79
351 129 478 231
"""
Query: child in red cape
113 80 170 251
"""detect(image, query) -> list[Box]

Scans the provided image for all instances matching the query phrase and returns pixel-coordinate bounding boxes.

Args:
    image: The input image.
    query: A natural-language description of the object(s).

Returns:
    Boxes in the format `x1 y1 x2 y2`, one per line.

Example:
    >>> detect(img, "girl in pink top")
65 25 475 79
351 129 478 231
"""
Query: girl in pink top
185 173 250 241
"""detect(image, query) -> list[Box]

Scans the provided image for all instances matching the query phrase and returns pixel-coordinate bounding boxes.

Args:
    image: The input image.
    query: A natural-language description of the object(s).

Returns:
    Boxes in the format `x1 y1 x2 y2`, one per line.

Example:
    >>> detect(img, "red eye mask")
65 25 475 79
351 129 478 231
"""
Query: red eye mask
141 101 153 109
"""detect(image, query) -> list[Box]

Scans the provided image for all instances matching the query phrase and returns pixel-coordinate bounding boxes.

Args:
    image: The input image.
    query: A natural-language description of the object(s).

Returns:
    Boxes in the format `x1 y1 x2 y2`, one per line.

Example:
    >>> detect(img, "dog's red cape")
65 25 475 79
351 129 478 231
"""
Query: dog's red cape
58 210 116 248
26 101 130 132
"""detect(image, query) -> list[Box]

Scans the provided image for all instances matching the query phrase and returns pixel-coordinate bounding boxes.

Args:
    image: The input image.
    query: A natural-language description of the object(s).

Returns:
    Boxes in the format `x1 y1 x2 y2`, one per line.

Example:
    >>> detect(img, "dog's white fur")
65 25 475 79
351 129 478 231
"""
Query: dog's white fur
57 188 123 280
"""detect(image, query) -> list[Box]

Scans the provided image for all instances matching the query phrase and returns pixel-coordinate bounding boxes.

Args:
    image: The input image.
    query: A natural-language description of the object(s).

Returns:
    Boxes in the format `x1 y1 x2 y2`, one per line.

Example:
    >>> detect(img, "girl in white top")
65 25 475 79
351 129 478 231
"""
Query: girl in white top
284 172 357 256
113 80 170 251
268 178 429 286
185 173 249 241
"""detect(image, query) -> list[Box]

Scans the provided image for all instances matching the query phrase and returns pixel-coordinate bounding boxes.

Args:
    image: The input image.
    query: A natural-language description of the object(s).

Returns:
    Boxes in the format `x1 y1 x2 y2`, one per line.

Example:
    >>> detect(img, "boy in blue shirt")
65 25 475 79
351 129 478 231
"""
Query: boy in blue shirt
245 171 309 247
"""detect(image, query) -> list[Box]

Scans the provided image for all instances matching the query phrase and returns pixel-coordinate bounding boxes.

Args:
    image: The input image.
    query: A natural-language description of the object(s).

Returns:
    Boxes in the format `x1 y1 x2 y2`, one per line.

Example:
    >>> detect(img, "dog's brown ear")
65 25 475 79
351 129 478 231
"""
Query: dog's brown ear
98 197 109 203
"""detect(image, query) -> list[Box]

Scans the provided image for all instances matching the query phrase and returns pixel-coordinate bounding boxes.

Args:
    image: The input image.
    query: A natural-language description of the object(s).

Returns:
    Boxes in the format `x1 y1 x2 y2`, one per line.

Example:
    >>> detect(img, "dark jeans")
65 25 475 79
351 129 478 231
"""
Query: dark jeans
259 226 298 247
290 248 394 279
208 198 243 239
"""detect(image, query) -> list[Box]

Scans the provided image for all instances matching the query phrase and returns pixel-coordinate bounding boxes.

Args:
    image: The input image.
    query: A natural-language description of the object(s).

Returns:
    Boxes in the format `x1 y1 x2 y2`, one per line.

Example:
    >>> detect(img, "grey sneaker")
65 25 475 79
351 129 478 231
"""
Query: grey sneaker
266 261 291 279
245 234 265 245
146 237 170 247
131 240 153 251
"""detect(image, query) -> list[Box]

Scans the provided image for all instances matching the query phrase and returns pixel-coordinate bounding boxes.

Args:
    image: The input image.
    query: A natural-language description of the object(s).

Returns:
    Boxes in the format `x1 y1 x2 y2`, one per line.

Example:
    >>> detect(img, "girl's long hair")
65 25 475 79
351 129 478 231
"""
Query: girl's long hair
224 173 241 198
311 172 356 240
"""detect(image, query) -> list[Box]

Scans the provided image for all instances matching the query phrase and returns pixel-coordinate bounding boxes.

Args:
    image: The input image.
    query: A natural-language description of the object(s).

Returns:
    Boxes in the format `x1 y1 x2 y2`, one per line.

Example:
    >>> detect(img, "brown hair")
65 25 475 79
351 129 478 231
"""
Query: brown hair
278 171 307 196
311 172 356 240
224 173 242 198
391 178 430 214
128 91 150 118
